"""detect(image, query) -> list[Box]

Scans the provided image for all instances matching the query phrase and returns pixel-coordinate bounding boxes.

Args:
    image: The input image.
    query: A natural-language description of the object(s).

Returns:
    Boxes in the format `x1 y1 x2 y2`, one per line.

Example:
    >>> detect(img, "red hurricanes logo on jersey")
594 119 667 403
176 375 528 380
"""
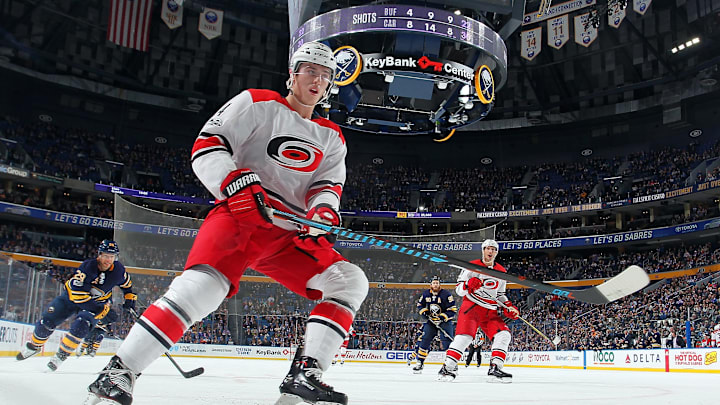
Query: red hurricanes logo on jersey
482 279 499 289
267 136 324 173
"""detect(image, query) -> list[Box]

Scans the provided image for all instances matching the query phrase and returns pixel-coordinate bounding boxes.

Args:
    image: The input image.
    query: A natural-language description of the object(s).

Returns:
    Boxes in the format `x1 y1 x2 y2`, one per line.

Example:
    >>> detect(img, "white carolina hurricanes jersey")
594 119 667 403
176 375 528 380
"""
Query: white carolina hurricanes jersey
191 89 346 231
711 328 720 347
455 260 509 310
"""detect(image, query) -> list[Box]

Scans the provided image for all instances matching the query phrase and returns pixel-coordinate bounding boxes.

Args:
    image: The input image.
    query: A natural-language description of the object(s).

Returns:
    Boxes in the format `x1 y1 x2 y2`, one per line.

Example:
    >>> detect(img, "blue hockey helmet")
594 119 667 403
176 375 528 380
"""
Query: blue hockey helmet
431 275 441 283
98 240 120 255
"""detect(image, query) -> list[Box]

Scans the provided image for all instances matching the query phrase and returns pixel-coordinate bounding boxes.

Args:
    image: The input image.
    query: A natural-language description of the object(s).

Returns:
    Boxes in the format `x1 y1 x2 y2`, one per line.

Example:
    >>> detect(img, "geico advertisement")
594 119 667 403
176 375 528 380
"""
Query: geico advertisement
670 349 719 370
589 349 664 370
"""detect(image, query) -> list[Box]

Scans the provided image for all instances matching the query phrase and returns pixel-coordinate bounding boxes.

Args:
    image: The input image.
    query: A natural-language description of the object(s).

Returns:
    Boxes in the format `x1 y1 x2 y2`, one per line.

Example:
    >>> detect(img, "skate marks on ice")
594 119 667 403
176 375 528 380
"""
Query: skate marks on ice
0 357 717 405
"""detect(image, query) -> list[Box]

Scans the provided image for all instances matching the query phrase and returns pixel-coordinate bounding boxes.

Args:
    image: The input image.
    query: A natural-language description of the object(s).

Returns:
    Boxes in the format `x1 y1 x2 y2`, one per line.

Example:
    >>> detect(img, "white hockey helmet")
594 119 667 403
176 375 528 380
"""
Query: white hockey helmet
715 324 720 331
481 239 499 251
287 41 337 103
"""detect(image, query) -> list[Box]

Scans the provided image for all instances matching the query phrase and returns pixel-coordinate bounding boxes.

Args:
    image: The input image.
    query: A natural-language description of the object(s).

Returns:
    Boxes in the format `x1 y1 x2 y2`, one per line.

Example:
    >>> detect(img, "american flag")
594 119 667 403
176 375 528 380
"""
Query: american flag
107 0 153 52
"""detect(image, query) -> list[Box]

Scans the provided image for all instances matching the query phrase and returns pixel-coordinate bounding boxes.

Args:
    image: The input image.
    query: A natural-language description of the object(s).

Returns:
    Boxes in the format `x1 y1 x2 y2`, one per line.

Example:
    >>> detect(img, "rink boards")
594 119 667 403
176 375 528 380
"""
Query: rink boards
1 319 717 373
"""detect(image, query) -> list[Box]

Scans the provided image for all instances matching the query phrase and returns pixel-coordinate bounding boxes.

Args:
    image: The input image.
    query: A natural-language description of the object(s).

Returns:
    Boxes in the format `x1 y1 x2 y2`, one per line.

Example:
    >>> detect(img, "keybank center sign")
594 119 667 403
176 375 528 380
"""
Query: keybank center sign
363 53 474 82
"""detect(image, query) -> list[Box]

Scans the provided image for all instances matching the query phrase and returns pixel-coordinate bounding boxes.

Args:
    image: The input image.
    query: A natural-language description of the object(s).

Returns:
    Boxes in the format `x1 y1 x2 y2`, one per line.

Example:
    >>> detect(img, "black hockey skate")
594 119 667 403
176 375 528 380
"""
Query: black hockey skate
276 354 348 405
487 363 512 383
47 349 70 371
84 355 139 405
412 361 424 374
16 342 41 361
437 364 457 382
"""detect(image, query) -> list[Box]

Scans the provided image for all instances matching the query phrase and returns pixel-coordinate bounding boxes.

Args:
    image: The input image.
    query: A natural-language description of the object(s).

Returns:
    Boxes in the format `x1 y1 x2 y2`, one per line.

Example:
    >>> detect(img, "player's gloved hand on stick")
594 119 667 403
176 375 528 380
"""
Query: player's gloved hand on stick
221 168 273 228
502 302 520 319
438 313 450 323
123 298 136 313
466 277 482 293
294 204 340 250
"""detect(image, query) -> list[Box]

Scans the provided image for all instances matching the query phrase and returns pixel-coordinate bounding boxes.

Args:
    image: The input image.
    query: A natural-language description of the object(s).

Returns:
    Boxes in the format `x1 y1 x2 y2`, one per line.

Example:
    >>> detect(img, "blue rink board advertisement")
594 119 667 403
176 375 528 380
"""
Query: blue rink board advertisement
3 201 720 250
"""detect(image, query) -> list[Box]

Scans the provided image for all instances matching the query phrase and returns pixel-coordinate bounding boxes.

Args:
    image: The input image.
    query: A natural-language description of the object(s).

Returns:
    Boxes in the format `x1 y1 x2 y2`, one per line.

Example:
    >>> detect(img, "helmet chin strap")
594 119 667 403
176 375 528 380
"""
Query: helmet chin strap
289 93 316 109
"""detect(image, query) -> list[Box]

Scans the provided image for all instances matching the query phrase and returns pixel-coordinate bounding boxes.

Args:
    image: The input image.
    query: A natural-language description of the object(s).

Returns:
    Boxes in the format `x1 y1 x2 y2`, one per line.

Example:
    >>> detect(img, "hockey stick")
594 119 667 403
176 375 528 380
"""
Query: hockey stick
129 309 205 378
430 319 455 341
475 290 561 346
273 210 650 305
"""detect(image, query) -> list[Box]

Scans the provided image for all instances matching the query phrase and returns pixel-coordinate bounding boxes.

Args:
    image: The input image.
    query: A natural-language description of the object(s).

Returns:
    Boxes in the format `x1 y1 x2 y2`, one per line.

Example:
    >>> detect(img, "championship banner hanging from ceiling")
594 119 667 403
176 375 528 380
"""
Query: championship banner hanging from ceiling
608 1 626 28
522 0 596 26
521 27 542 61
199 7 224 40
547 14 569 50
633 0 652 16
161 0 183 30
574 13 598 47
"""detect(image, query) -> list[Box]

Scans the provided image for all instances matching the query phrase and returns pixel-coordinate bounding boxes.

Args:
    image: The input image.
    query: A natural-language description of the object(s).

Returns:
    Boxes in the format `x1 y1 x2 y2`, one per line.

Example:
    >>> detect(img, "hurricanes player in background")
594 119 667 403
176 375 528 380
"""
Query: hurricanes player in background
437 239 519 383
85 41 368 405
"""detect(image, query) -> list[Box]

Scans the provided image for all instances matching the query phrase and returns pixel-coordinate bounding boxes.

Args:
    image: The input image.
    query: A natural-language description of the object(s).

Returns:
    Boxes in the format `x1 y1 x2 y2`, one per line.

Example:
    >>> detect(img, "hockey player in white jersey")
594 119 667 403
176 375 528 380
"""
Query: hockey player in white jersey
712 324 720 348
85 41 368 405
437 239 519 383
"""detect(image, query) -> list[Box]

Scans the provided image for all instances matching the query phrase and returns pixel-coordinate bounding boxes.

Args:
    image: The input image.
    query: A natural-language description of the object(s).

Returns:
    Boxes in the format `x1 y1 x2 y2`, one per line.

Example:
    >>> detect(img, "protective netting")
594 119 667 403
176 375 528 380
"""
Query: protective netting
112 195 202 271
362 225 497 243
334 223 496 283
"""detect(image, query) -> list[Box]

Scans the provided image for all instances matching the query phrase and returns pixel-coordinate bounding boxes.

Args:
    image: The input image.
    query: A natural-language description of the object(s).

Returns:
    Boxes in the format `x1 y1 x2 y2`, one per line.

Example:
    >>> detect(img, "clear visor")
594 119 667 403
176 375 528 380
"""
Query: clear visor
295 65 334 85
98 252 117 261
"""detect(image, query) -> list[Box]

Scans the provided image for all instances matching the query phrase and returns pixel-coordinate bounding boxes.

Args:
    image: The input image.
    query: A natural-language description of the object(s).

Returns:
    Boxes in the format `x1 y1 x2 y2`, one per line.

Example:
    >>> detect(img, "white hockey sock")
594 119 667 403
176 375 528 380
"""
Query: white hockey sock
491 330 511 368
305 322 345 370
117 324 168 373
118 267 229 373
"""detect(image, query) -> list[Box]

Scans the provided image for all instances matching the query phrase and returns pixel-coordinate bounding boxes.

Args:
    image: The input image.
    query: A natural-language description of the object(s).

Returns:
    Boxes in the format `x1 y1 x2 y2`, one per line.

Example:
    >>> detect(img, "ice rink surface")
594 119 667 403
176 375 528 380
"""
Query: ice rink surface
1 356 716 405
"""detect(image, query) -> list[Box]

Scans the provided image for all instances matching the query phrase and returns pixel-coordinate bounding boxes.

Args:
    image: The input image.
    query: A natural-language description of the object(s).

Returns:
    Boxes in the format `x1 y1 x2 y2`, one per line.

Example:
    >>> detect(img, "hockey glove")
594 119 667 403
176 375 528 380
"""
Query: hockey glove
439 313 450 323
123 293 137 312
294 204 340 251
221 169 273 229
502 302 520 320
465 277 483 293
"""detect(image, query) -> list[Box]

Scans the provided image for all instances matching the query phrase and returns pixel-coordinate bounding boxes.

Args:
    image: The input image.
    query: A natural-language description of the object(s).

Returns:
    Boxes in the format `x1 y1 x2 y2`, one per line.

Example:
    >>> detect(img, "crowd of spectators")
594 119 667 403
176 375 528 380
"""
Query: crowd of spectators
2 116 719 214
3 220 720 285
2 238 718 351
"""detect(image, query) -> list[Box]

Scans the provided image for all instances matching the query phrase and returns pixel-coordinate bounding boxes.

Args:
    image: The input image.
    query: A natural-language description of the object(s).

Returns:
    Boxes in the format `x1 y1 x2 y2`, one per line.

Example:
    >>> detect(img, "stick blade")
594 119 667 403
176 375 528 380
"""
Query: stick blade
593 265 649 303
184 367 205 378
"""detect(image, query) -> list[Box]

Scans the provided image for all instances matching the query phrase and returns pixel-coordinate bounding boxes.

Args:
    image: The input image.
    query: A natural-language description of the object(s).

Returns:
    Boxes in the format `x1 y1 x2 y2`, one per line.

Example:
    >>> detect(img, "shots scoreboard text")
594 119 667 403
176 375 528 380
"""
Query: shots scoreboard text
290 4 507 87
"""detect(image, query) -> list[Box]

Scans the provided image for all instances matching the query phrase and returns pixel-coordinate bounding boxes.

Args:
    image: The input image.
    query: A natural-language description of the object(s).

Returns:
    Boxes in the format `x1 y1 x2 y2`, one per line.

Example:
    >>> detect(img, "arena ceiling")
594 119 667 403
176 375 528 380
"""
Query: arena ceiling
0 0 718 131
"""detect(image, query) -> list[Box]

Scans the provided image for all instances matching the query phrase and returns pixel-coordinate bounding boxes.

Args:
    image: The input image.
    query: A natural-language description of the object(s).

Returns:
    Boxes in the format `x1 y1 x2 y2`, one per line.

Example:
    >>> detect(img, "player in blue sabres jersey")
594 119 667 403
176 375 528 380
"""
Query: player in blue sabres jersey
16 240 137 371
412 276 457 373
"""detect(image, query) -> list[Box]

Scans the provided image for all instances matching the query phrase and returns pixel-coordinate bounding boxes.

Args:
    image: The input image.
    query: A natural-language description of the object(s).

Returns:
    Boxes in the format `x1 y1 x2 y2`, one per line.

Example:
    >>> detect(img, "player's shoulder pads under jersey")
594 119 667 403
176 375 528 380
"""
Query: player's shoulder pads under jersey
312 116 345 144
247 89 287 104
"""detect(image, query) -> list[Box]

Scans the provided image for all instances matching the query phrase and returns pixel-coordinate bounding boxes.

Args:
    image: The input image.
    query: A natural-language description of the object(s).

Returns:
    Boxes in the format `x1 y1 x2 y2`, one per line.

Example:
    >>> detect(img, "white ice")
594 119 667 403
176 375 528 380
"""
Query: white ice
0 356 715 405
